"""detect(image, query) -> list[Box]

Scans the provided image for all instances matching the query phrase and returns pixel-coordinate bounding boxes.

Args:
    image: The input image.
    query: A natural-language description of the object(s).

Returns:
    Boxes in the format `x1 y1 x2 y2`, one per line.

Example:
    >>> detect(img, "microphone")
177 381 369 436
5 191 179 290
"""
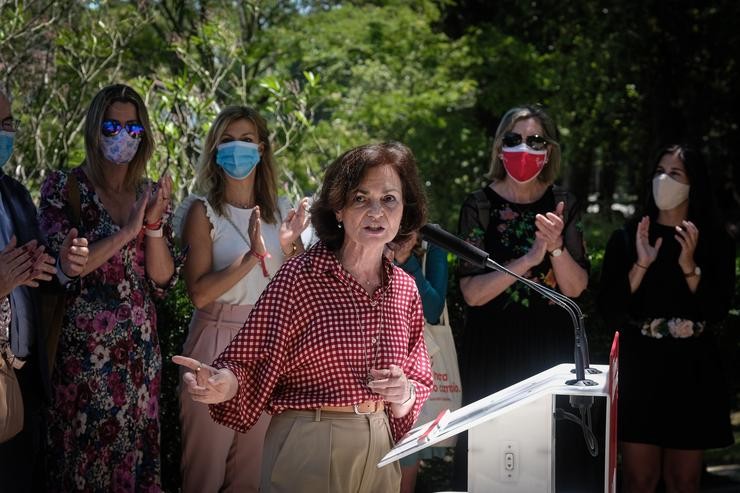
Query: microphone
420 223 598 386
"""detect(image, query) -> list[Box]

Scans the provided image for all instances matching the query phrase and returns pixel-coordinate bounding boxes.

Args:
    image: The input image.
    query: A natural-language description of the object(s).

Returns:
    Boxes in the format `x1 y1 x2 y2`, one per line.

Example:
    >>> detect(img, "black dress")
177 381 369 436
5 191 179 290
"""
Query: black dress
598 221 735 449
457 184 590 403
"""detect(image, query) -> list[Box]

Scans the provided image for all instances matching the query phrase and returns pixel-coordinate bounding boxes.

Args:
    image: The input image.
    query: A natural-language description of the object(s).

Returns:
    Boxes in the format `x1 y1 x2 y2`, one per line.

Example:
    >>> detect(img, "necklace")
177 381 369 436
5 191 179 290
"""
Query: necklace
348 293 383 385
227 200 252 209
339 272 385 386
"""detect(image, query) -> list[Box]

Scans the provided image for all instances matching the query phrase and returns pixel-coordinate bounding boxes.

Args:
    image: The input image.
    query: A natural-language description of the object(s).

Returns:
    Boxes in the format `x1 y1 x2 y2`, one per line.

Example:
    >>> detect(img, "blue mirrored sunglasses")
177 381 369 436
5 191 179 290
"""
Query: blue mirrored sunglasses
101 119 145 139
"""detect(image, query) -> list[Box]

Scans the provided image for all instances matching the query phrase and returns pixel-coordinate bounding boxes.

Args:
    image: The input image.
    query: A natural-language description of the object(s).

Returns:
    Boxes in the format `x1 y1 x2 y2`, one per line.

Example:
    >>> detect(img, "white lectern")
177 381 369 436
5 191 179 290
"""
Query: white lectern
380 335 619 493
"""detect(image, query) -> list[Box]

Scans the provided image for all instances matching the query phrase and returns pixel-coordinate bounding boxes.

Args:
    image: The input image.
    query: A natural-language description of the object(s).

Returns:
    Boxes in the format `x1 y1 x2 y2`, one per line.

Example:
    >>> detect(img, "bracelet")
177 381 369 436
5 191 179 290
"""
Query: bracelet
250 250 271 278
55 255 79 281
282 241 298 257
634 262 649 270
400 382 416 406
144 227 163 238
143 218 163 231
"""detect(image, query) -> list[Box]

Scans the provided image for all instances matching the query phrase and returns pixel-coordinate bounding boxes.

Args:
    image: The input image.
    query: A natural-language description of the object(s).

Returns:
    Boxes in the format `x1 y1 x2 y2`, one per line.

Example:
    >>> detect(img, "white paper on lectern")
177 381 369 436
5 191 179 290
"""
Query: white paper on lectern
378 363 609 468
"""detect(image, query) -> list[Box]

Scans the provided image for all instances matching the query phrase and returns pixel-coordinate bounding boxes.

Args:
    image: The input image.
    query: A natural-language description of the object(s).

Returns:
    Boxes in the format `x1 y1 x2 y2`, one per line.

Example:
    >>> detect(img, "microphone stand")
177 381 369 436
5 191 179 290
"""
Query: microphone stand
481 256 599 386
420 224 600 387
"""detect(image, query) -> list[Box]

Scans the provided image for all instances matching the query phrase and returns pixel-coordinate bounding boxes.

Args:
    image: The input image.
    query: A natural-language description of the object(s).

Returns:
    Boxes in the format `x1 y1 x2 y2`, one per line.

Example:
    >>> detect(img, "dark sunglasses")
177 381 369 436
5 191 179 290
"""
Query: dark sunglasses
101 119 145 139
502 131 549 151
1 117 18 132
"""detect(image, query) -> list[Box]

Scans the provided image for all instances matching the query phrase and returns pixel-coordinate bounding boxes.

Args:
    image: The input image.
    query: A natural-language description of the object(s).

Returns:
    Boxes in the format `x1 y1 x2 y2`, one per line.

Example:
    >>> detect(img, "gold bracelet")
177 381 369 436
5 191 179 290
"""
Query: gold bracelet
634 262 649 270
282 241 298 257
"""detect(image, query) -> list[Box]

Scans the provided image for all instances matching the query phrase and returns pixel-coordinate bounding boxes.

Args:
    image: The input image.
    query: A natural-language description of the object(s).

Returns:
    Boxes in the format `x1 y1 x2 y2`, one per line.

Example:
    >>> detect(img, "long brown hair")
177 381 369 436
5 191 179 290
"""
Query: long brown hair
83 84 154 191
194 106 279 223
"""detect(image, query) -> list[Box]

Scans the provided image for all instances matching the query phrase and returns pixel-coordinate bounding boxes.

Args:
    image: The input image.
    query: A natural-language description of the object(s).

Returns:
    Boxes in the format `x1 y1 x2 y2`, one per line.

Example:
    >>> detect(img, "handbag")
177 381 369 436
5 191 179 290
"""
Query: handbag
0 297 23 443
416 249 462 447
40 171 81 378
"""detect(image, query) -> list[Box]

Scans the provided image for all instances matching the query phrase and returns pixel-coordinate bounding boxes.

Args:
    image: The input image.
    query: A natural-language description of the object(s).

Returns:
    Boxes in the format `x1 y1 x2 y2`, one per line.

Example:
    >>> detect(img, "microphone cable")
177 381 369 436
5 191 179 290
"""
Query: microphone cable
555 395 599 457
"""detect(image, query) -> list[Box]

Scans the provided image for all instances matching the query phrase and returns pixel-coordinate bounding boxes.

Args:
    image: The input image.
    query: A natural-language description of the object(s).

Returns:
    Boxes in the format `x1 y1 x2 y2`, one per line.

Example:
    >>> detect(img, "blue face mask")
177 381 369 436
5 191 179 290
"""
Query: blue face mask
0 131 14 169
215 141 260 180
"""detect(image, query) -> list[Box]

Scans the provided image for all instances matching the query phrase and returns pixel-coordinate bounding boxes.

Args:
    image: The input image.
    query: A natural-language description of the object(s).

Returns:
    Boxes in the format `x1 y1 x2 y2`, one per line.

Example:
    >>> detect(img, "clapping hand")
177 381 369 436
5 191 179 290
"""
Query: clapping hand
0 237 35 297
248 206 267 256
172 355 238 404
525 234 548 268
124 186 150 241
535 201 565 252
385 232 418 265
0 237 59 297
675 220 699 273
635 216 662 268
279 197 310 254
145 174 173 226
25 243 56 286
59 228 89 278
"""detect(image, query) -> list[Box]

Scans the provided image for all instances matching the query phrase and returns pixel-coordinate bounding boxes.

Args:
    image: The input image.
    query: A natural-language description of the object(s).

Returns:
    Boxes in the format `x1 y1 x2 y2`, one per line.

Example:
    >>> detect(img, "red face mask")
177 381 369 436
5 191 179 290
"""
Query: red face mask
501 144 547 183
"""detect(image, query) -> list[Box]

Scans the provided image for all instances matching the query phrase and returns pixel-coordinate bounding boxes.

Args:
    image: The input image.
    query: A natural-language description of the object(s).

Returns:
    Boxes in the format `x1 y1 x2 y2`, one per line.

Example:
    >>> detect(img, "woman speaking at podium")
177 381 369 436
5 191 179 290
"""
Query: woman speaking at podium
175 142 432 492
599 144 735 493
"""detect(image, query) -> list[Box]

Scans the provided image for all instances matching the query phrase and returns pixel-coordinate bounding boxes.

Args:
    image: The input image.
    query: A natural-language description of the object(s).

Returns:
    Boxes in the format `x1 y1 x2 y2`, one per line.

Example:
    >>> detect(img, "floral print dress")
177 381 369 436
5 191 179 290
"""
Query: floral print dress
38 167 176 492
456 185 589 404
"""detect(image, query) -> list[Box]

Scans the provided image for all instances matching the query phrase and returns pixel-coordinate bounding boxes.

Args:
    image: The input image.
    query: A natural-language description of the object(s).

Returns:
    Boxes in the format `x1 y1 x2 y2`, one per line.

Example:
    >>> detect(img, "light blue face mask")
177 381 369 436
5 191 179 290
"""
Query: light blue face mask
215 141 260 180
0 131 15 169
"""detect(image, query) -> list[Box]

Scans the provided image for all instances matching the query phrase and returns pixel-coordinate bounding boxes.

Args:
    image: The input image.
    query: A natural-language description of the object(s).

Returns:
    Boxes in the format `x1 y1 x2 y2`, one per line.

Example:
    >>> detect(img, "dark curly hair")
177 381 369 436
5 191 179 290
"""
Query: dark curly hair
311 142 427 251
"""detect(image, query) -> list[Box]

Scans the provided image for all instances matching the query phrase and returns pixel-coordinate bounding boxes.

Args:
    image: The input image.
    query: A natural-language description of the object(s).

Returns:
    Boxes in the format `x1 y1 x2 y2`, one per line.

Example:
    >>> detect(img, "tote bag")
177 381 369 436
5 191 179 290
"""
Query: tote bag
0 344 23 443
417 250 462 447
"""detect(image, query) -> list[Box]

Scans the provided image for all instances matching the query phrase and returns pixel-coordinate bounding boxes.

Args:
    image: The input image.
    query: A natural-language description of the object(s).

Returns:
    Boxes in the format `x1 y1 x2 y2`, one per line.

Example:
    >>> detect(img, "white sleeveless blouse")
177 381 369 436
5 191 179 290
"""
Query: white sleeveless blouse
199 196 291 306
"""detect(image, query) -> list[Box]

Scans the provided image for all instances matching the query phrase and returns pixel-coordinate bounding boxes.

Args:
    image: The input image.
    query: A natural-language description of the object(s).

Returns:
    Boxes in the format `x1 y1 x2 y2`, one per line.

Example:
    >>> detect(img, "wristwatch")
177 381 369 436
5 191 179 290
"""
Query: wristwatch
683 265 701 278
549 247 563 258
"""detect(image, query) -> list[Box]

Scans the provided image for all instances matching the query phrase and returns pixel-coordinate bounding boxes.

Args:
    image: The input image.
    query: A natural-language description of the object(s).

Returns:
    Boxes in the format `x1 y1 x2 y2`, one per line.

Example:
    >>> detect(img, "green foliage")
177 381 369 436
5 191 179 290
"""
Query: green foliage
2 0 739 489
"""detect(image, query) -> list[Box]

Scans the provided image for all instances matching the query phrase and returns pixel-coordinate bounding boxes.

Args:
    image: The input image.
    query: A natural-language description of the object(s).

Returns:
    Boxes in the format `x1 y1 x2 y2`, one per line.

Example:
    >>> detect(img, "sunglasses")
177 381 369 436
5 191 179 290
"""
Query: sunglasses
101 119 145 139
502 131 549 151
1 117 18 132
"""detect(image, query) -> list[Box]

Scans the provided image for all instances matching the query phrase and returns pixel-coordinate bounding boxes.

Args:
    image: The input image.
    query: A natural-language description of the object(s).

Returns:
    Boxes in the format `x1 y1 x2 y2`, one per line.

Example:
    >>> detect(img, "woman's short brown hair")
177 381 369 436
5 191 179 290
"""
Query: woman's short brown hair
83 84 154 191
486 105 561 184
311 142 427 251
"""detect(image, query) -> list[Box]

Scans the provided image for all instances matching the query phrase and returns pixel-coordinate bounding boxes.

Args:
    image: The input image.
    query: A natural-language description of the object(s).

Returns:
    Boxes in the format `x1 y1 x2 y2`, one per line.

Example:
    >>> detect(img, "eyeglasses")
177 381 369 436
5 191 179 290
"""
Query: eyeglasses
101 119 145 139
502 131 549 151
1 117 18 132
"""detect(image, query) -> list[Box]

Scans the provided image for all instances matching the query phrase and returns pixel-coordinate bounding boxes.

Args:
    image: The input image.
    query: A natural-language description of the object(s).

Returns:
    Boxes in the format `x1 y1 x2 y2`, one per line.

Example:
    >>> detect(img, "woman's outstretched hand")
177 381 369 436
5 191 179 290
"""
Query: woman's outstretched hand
172 355 238 404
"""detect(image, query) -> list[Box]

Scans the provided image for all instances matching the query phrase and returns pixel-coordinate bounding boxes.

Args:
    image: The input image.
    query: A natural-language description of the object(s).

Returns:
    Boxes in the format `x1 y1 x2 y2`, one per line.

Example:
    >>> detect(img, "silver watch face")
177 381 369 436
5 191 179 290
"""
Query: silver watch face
550 248 563 257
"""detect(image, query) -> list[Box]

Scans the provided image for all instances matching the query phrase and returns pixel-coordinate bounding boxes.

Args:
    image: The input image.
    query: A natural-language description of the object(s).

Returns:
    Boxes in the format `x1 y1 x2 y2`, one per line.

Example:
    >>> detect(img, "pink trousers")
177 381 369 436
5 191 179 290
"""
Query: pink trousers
179 302 271 493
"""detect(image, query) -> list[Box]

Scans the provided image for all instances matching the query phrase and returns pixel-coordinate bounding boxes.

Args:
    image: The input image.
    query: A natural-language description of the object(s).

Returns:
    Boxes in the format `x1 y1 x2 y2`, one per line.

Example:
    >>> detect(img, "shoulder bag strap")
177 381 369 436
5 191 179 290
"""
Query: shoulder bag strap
67 171 81 227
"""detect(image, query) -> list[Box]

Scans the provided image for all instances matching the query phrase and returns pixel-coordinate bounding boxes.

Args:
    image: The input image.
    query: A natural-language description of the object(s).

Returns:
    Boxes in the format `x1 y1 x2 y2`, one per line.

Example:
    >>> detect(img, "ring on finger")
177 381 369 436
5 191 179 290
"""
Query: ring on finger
196 362 202 373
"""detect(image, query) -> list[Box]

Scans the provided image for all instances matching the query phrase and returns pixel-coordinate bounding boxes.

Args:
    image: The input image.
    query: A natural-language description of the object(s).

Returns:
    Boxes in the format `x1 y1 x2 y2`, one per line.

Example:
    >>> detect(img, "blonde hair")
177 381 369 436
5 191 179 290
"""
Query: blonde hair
83 84 154 191
486 105 561 184
194 106 278 223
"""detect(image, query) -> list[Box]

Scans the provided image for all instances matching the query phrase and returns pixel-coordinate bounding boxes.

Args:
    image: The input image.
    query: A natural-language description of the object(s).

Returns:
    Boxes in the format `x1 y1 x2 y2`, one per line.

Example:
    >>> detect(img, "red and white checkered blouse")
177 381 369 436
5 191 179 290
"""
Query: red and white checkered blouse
209 241 433 442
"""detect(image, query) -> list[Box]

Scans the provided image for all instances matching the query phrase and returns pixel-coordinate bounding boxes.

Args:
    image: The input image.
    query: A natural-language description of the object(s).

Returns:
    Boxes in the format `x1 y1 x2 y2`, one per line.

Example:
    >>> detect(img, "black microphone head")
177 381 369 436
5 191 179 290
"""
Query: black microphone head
420 224 489 268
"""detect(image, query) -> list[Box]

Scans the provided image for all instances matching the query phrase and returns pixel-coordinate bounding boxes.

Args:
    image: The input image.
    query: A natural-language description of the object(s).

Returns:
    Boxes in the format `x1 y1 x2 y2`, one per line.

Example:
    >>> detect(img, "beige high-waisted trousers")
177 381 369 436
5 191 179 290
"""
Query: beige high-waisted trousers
179 302 271 493
260 408 401 493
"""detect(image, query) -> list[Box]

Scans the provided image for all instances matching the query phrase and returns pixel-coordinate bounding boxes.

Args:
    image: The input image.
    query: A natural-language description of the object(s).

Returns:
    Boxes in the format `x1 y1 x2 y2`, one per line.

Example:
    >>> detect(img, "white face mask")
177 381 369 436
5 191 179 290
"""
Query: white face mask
652 173 690 210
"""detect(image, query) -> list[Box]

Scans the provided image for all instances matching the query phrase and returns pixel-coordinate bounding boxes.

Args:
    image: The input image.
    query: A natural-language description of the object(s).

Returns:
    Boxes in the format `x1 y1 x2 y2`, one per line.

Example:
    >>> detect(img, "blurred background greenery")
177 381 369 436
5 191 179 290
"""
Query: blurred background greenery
2 1 738 491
